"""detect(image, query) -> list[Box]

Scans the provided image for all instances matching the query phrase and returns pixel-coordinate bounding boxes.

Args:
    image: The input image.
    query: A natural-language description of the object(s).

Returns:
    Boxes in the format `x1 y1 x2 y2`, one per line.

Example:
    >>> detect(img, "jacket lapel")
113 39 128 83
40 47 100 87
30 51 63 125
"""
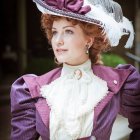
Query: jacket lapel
92 65 131 131
23 68 61 128
36 68 62 127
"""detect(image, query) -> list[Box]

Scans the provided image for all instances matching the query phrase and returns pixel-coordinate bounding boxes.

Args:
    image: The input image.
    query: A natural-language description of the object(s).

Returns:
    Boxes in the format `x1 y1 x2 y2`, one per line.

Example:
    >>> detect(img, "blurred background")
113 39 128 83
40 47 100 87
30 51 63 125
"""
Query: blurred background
0 0 140 140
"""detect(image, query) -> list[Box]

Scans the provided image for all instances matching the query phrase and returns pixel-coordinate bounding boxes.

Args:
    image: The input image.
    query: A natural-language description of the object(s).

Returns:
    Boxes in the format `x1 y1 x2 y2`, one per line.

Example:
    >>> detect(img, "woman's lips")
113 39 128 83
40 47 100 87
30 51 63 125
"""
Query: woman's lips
56 48 68 54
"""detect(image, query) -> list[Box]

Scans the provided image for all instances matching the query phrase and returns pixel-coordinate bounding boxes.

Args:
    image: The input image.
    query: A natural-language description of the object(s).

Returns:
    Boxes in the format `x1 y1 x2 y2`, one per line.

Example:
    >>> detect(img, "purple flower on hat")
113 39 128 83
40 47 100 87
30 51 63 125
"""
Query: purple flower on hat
44 0 91 15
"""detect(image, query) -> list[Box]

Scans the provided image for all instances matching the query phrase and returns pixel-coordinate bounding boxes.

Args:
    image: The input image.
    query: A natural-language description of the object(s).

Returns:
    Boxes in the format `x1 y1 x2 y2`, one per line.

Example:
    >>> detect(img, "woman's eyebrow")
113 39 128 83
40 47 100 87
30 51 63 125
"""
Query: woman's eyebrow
63 26 75 29
52 26 75 29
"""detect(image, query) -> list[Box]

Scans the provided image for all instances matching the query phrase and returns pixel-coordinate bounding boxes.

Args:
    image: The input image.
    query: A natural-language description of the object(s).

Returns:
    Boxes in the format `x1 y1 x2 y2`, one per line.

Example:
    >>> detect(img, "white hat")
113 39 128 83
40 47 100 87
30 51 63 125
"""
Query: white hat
33 0 134 48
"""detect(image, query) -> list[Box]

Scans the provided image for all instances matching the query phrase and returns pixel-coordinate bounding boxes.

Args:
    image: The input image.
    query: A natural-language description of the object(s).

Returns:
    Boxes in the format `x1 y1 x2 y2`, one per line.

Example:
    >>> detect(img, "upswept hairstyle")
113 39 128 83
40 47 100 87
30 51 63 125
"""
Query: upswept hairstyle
41 14 111 64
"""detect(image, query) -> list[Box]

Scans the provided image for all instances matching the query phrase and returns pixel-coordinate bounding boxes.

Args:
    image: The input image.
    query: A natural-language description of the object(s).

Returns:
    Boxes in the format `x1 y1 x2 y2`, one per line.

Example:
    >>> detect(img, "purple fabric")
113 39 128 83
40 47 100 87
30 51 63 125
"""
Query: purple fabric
10 78 40 140
117 64 140 140
44 0 91 15
10 64 140 140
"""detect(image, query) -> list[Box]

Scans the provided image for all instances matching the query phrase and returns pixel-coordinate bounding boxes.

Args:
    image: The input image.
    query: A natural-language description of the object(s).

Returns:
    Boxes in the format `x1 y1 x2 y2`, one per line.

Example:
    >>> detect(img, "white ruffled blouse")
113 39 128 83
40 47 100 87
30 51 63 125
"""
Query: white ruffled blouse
40 59 108 140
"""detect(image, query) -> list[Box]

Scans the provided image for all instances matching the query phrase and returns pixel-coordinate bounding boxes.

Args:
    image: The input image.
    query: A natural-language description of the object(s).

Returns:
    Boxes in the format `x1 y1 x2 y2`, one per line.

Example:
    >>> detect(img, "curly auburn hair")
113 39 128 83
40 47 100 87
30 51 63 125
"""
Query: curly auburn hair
41 14 111 65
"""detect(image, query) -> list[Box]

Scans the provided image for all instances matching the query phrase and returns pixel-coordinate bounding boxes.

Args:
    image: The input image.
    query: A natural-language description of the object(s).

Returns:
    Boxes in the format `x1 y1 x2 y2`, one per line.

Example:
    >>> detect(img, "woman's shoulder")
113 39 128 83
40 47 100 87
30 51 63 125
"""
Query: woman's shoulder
13 67 62 86
94 63 135 72
93 64 133 81
115 64 140 87
116 64 138 72
93 64 138 79
116 64 140 90
93 64 140 93
24 67 62 86
11 67 62 98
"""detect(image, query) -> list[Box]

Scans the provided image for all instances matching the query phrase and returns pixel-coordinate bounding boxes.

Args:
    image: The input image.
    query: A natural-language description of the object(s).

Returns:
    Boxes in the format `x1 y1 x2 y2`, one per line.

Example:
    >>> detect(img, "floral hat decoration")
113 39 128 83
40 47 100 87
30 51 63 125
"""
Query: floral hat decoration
33 0 134 48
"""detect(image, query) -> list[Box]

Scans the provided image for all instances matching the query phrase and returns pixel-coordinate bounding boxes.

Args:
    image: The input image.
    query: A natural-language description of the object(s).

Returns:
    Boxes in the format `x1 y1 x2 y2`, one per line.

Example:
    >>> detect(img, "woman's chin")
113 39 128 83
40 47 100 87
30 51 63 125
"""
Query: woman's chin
57 59 66 64
56 57 67 63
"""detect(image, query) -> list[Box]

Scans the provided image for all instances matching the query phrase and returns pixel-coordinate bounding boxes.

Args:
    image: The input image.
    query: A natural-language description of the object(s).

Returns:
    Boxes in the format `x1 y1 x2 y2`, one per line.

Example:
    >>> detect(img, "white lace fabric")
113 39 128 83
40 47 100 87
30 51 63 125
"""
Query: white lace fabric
40 60 108 140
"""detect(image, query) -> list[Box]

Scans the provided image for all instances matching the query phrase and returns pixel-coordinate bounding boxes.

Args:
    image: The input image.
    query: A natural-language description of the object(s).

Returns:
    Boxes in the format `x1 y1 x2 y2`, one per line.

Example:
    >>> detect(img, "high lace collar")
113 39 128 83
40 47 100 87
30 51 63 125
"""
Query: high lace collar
61 59 92 76
60 59 93 83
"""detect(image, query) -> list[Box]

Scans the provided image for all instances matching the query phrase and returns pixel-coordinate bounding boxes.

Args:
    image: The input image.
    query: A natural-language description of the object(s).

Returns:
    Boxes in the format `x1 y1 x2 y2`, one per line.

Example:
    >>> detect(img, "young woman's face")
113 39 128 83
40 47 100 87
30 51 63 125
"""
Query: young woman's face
51 18 93 65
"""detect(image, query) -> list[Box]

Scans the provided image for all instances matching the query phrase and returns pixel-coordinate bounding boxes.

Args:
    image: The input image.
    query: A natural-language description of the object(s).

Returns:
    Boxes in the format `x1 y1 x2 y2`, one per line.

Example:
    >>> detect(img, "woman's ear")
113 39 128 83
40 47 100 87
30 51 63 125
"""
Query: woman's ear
87 37 94 47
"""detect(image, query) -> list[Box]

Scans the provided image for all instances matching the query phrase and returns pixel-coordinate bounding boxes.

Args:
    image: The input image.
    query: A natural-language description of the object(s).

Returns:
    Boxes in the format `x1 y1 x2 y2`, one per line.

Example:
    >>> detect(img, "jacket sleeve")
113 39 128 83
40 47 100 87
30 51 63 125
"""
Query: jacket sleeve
10 75 39 140
118 64 140 140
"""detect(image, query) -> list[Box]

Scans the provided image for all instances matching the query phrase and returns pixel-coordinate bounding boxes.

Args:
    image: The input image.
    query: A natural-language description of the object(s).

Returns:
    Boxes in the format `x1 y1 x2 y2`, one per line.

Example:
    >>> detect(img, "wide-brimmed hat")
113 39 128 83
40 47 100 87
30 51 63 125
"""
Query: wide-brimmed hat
33 0 134 48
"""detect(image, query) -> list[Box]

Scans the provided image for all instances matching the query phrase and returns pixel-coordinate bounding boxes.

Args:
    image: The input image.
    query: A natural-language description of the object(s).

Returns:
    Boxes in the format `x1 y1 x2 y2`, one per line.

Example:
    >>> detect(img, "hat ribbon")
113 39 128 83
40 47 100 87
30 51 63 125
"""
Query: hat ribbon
44 0 91 15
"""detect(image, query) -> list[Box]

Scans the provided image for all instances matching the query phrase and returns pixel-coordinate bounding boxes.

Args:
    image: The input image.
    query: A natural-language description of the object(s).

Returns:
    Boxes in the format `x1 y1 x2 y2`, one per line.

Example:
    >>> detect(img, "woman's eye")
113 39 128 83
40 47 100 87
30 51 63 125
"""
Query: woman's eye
52 31 57 36
65 30 73 34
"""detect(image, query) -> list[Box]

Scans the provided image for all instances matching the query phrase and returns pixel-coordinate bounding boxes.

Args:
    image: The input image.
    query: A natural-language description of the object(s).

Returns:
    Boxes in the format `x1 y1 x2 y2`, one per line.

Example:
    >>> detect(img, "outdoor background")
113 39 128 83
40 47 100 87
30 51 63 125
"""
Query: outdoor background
0 0 140 140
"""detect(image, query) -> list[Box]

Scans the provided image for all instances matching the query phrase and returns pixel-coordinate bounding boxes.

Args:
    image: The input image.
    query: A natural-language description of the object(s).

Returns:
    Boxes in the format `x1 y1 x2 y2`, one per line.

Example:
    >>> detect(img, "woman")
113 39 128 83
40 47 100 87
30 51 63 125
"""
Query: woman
10 0 140 140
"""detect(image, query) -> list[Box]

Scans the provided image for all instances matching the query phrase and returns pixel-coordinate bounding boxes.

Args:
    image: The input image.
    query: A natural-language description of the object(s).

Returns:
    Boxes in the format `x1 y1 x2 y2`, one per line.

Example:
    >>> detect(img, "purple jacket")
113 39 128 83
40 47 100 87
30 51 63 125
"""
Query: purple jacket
10 64 140 140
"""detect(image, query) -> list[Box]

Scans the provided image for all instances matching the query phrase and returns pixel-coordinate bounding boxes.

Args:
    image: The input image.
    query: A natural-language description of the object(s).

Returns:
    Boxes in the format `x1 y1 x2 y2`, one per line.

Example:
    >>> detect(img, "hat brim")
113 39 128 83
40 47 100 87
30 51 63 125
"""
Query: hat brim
33 0 134 48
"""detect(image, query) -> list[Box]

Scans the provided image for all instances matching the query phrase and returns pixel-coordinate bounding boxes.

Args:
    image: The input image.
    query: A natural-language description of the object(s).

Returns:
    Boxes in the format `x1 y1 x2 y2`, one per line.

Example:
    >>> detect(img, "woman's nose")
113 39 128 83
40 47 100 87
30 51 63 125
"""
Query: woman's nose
56 34 64 46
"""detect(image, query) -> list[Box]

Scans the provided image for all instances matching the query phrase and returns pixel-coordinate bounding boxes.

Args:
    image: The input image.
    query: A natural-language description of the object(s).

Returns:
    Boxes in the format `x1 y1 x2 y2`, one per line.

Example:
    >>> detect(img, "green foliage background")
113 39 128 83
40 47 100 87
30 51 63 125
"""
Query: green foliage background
102 53 126 67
